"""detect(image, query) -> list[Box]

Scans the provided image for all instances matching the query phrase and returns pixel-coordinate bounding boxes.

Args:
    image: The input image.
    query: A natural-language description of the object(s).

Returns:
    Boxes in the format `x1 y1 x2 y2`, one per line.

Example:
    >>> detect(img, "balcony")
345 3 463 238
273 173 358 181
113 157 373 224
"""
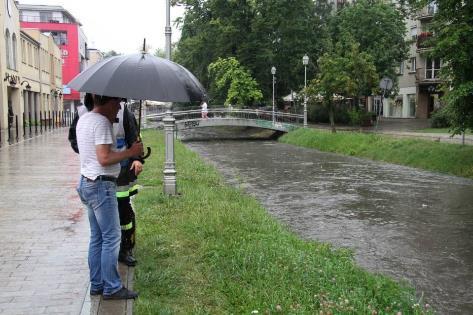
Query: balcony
416 32 433 52
416 67 442 85
418 5 438 21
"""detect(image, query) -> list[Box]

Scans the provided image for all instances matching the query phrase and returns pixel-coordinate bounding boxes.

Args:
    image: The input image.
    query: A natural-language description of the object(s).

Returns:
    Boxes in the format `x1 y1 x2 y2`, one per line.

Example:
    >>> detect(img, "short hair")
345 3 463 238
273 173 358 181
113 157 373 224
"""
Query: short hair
84 93 94 111
94 94 120 106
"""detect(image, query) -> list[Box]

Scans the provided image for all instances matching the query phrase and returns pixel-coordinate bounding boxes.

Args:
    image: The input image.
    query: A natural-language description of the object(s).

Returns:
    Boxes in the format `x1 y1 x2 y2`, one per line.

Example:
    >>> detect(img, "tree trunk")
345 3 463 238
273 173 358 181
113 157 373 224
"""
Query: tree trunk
329 101 336 133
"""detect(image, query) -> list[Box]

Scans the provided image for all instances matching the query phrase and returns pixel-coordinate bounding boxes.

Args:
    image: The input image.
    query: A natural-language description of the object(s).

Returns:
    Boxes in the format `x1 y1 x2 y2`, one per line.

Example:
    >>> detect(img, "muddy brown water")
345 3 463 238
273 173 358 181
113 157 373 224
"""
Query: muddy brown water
186 139 473 314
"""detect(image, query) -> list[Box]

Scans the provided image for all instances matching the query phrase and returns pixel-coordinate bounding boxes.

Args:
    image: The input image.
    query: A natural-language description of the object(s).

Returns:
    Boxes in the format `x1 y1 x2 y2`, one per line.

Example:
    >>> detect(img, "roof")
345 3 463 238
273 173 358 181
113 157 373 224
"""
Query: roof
18 4 81 25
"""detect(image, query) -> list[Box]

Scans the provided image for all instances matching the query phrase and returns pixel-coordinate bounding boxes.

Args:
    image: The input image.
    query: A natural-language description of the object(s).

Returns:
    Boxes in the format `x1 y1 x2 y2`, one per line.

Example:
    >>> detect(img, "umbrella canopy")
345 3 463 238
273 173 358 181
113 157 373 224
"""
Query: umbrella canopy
68 53 206 102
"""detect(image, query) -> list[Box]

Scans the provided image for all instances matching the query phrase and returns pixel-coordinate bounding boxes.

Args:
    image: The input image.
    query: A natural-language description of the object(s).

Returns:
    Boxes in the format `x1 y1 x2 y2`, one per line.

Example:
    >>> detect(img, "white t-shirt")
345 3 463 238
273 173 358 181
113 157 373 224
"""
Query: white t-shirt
76 112 120 179
201 102 208 113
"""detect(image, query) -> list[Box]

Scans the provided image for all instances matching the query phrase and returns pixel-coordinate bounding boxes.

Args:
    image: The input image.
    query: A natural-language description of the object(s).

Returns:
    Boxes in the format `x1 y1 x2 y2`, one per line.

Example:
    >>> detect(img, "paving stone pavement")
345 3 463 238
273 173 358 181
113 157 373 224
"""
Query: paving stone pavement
0 129 133 315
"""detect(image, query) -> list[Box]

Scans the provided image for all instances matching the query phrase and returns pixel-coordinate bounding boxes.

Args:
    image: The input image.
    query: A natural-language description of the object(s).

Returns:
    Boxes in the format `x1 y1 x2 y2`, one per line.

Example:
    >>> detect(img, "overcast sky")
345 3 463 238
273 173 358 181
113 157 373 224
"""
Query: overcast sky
18 0 185 54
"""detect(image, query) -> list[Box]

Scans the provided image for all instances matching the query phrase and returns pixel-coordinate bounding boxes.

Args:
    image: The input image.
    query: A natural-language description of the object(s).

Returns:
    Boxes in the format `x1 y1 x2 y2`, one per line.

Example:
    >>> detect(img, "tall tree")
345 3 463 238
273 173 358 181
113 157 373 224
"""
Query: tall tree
307 37 377 132
426 0 473 133
399 0 473 133
331 0 408 87
174 0 331 105
208 57 263 107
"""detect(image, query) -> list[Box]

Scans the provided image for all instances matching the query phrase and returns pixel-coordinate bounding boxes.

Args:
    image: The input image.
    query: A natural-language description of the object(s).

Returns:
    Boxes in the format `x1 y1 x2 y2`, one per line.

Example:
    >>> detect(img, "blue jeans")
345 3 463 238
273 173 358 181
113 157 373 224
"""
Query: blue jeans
77 176 122 295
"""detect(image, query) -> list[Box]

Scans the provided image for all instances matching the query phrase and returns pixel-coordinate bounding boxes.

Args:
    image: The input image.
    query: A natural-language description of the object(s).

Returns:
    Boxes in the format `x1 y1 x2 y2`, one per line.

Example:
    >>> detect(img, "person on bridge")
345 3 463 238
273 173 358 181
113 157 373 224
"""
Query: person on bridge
70 94 144 268
201 100 208 119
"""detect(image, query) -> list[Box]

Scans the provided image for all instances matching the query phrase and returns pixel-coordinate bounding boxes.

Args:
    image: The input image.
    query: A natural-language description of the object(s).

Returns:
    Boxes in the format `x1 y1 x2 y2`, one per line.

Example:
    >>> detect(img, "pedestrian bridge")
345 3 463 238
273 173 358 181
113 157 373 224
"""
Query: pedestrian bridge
146 108 303 133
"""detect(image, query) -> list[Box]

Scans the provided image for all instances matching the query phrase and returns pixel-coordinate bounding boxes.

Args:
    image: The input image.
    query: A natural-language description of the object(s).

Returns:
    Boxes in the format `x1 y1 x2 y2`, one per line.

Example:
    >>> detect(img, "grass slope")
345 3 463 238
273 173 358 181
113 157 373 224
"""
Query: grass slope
280 128 473 179
133 129 430 314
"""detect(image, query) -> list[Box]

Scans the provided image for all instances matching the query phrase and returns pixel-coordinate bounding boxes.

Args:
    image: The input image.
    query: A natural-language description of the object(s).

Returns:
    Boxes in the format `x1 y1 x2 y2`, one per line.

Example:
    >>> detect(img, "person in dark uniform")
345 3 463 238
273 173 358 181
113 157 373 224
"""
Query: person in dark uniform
70 93 143 266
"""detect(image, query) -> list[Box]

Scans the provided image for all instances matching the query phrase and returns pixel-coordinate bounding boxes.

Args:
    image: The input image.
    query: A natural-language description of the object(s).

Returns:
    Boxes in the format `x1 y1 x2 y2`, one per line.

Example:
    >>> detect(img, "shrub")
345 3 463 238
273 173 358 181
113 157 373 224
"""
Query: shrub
430 108 451 128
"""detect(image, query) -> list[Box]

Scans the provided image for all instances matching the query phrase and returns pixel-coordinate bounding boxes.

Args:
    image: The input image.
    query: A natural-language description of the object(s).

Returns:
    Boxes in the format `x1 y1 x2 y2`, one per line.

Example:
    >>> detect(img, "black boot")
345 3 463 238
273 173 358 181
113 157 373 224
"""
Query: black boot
118 249 137 267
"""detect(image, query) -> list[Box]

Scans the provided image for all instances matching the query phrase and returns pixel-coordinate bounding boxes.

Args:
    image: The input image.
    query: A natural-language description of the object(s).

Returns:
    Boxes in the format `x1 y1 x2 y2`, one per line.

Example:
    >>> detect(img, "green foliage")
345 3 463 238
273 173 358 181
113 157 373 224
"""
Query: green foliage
208 57 263 107
331 0 409 90
134 129 432 314
153 48 165 58
348 108 362 126
308 103 351 124
430 0 473 133
404 0 473 133
174 0 331 102
430 107 452 128
307 37 377 130
280 128 473 179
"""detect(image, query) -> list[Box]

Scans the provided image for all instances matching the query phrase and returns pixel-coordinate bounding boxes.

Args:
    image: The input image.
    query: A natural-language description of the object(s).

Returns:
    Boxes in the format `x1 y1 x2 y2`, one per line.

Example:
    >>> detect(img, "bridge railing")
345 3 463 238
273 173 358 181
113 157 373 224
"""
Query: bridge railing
146 108 304 124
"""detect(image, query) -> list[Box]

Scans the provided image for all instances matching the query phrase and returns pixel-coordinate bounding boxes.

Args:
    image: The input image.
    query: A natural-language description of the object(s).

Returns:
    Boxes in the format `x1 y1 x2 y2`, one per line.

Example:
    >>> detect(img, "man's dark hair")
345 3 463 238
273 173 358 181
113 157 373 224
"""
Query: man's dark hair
94 94 120 106
84 93 94 111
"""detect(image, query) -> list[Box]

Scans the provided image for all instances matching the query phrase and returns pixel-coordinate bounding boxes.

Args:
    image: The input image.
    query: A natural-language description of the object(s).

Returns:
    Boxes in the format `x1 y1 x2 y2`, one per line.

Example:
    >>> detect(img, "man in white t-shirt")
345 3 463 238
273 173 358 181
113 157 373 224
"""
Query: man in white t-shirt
76 94 143 300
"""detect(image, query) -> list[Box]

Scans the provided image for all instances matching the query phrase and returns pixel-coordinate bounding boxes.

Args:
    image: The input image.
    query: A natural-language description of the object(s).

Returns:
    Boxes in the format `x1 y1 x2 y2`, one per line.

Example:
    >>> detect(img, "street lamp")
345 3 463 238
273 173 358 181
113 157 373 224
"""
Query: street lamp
302 54 309 128
163 0 177 195
271 66 276 124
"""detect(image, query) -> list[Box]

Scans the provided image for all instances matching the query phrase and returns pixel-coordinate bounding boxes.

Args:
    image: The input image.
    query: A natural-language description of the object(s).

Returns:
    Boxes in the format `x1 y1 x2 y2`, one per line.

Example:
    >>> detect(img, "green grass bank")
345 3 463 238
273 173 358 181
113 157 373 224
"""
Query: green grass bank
133 129 430 314
280 128 473 179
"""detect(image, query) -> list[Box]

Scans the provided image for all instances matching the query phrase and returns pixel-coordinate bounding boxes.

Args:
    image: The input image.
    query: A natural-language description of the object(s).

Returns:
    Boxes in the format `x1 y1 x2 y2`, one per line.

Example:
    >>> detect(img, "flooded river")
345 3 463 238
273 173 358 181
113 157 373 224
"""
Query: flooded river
186 139 473 314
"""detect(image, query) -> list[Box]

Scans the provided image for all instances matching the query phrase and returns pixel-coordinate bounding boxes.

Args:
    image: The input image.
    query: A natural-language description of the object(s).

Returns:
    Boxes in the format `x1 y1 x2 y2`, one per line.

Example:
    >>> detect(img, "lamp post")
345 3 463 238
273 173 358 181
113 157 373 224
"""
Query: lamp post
302 54 309 128
271 66 276 124
163 0 177 195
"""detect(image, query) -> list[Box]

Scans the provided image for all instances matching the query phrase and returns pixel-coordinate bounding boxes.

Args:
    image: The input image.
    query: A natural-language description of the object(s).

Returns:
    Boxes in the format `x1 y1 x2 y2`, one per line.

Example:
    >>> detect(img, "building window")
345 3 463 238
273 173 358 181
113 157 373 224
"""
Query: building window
12 33 17 70
426 57 441 79
50 31 68 46
21 39 26 64
40 11 53 22
427 2 438 15
28 43 33 66
34 47 39 68
410 26 417 40
407 94 416 117
397 61 404 75
409 57 416 73
5 29 11 69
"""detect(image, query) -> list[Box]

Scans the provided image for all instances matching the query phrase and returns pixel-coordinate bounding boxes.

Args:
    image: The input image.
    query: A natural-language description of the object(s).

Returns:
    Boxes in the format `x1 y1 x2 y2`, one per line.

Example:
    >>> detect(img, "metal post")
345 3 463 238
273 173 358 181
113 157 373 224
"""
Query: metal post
271 66 276 124
165 0 172 60
304 65 307 127
163 0 177 195
272 75 275 123
23 112 26 138
28 112 32 136
15 115 19 142
302 54 309 128
163 107 177 195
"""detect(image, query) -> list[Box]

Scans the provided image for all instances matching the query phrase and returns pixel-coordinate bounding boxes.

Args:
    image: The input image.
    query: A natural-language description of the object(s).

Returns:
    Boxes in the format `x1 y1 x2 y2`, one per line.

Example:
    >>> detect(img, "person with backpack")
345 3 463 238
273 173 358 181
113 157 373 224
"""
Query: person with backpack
70 93 144 267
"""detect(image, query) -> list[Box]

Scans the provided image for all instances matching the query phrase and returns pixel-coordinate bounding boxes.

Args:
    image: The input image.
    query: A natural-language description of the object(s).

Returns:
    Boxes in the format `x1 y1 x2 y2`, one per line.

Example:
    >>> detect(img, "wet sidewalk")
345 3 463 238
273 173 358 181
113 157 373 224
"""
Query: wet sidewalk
0 129 134 315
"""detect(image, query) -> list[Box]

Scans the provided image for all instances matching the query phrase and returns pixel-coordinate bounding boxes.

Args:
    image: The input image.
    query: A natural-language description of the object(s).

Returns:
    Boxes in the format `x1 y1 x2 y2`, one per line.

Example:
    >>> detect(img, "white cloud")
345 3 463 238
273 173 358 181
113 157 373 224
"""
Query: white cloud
18 0 184 54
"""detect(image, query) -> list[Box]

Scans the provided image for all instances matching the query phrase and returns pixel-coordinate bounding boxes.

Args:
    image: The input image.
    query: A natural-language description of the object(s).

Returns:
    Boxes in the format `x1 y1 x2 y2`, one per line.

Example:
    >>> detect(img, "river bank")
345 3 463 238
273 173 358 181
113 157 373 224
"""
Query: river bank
280 128 473 179
133 129 430 314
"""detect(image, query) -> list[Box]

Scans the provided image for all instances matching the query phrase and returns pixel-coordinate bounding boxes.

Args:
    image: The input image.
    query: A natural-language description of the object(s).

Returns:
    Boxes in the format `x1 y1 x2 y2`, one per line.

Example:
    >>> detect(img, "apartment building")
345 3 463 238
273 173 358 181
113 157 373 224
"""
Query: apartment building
19 4 89 111
0 0 62 145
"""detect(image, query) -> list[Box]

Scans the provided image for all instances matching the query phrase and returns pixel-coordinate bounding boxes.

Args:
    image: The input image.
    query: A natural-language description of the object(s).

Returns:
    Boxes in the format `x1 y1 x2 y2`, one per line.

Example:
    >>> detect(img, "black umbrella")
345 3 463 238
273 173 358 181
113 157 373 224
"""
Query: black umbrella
68 52 206 102
69 52 206 159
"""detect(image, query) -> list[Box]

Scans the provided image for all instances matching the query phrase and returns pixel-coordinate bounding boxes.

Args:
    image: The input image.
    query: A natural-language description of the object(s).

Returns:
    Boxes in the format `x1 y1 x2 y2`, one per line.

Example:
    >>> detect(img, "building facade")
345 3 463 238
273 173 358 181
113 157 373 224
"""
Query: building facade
0 0 63 145
19 4 88 111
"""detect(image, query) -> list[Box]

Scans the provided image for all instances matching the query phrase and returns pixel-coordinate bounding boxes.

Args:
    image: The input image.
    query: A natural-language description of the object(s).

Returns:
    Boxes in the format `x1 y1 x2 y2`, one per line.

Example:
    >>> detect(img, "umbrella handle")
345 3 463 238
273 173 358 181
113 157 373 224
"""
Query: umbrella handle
141 147 151 159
